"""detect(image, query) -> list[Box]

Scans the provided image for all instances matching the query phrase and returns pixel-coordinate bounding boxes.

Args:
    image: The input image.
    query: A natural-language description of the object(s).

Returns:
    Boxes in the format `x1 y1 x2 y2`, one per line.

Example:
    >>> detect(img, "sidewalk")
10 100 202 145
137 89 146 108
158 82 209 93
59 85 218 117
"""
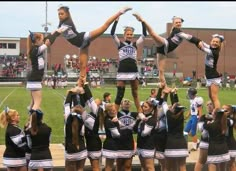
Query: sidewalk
0 143 199 169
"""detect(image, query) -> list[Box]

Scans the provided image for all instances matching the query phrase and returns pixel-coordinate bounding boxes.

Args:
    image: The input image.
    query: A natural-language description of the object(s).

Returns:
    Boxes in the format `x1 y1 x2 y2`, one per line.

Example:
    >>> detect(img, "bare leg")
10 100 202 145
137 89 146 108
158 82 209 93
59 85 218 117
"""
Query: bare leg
105 158 115 171
78 159 86 171
78 47 89 86
209 84 220 109
229 157 236 171
130 79 142 113
132 13 165 46
194 148 208 171
89 7 132 41
31 90 42 110
157 54 167 85
178 157 187 171
208 163 217 171
65 160 77 171
143 158 155 171
116 159 125 171
89 158 100 171
158 159 167 171
123 158 133 171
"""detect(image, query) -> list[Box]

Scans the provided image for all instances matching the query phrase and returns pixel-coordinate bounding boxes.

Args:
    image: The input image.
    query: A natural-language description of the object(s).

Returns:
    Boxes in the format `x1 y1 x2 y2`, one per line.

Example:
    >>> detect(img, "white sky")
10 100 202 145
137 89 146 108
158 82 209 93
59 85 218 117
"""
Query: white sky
1 1 236 38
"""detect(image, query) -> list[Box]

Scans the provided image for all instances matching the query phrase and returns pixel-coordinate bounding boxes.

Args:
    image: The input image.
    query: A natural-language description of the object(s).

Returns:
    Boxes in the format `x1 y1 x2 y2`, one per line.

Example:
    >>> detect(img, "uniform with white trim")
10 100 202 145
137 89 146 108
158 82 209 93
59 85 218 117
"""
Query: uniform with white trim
117 109 137 158
28 121 53 169
3 124 27 167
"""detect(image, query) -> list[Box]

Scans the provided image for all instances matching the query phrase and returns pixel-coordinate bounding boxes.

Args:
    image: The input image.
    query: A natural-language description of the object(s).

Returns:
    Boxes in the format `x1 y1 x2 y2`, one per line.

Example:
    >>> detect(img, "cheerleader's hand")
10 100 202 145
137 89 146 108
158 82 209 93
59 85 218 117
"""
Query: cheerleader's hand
119 7 132 14
132 13 144 22
111 117 118 122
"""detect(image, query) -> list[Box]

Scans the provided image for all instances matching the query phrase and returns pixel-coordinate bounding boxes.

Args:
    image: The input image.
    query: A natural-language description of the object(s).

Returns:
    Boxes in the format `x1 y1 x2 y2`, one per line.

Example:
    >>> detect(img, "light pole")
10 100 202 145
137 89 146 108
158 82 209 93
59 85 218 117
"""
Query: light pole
41 1 51 77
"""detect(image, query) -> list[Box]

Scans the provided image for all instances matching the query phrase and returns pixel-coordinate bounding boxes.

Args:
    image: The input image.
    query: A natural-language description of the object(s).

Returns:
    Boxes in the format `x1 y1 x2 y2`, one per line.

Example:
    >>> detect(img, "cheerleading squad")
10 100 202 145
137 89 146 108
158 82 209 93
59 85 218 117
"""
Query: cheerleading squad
1 4 234 171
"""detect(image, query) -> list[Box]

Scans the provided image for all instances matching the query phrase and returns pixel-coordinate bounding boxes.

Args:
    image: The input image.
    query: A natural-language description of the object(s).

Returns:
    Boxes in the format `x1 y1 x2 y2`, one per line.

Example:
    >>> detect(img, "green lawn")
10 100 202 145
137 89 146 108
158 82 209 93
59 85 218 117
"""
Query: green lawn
0 85 235 144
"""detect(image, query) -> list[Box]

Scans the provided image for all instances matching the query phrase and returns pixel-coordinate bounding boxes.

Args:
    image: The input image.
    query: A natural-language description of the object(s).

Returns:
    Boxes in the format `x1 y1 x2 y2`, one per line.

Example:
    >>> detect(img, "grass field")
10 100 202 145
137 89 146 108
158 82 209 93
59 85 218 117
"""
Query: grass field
0 85 235 144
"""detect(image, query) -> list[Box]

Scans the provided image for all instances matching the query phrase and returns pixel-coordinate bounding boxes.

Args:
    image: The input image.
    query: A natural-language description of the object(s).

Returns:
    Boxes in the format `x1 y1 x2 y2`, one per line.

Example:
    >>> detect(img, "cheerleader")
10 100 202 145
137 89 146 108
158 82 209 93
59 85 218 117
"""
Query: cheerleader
161 88 188 171
204 108 230 171
27 110 53 171
194 101 214 171
0 107 27 171
102 103 121 171
116 99 138 171
153 84 168 171
110 16 147 115
192 34 225 109
134 99 157 171
80 83 103 171
64 88 87 171
222 105 236 171
56 5 132 86
133 13 198 85
26 30 60 113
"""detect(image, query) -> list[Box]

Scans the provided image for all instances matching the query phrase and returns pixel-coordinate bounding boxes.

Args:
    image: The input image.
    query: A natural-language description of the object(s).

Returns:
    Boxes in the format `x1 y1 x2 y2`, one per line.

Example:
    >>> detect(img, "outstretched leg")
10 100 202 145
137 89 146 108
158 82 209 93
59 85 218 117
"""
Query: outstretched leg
89 7 132 41
132 13 165 46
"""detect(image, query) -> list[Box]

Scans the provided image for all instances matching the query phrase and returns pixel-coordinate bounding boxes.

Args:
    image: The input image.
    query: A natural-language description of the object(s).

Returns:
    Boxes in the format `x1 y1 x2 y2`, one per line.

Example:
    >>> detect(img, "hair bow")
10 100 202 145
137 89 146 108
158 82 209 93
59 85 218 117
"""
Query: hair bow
58 4 69 11
172 16 184 22
4 106 9 114
212 34 224 42
29 30 35 43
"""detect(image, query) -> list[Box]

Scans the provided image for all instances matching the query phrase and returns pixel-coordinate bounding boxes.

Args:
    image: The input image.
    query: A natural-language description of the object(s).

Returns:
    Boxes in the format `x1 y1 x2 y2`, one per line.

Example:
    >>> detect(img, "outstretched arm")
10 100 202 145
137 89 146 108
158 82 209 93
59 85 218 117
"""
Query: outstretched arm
136 19 147 45
133 13 165 45
110 18 120 47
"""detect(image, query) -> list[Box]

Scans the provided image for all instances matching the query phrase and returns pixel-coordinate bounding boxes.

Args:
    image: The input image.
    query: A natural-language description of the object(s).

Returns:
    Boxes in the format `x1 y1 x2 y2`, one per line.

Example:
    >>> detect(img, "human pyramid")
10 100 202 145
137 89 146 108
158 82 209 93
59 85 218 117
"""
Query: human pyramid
1 5 236 171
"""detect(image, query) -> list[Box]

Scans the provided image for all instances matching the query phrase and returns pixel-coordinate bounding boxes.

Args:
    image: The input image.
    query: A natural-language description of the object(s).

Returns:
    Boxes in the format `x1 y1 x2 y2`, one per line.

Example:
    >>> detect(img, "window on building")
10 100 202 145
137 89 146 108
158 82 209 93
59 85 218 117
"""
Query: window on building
174 62 177 70
8 43 16 49
0 43 7 49
147 48 152 56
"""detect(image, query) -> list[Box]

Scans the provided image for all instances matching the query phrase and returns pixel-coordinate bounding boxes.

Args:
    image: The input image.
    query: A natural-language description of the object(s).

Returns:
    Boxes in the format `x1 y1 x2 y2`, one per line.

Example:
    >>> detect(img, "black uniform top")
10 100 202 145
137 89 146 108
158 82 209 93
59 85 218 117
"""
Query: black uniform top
203 121 226 144
3 124 27 158
27 44 47 81
111 20 146 73
29 123 51 152
198 113 213 142
135 113 157 149
103 115 121 151
65 114 85 153
117 110 138 150
157 27 196 55
58 19 87 48
189 36 221 79
226 117 236 150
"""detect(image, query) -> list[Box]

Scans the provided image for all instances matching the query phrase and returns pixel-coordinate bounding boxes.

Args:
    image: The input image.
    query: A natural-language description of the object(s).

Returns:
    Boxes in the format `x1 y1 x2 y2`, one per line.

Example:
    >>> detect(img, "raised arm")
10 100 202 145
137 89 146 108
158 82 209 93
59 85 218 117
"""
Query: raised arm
136 20 147 45
110 18 120 47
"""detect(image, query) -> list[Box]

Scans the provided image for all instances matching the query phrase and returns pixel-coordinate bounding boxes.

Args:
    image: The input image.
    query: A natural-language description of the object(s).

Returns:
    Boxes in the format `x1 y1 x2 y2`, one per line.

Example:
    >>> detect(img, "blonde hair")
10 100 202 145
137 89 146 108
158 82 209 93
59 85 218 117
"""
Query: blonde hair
123 26 135 35
104 103 116 115
0 109 18 128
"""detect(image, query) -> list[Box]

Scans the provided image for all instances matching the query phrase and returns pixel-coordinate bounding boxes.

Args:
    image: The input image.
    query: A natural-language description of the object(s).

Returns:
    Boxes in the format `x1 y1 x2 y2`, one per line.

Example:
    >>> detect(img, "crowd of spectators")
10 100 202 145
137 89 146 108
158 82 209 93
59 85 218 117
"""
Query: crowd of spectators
0 55 27 77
